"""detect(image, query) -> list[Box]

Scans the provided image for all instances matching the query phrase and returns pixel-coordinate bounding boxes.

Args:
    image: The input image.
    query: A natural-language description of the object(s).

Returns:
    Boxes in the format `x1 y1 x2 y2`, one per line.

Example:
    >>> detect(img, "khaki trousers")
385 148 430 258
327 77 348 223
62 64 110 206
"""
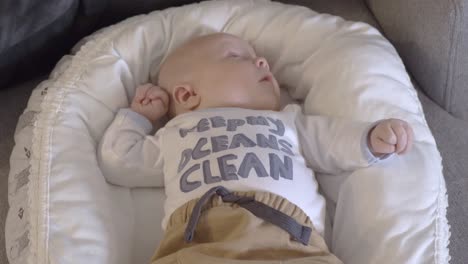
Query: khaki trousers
151 190 343 264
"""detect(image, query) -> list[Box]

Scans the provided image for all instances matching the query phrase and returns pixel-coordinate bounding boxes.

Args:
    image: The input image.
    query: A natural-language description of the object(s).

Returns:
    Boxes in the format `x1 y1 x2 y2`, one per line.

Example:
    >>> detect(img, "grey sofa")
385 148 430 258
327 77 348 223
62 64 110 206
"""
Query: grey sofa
1 0 467 263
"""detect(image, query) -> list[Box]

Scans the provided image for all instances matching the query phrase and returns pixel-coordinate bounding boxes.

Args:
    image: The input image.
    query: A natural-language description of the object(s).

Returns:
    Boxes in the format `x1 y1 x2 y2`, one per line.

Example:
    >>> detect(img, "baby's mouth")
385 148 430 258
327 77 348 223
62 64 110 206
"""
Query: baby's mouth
259 73 272 83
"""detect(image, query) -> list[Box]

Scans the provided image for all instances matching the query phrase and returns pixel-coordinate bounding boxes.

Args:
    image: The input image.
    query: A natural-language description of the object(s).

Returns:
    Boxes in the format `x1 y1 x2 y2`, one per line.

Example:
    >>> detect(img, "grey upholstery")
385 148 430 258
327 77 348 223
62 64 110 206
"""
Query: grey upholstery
366 0 468 122
276 0 380 28
0 0 78 88
1 0 467 263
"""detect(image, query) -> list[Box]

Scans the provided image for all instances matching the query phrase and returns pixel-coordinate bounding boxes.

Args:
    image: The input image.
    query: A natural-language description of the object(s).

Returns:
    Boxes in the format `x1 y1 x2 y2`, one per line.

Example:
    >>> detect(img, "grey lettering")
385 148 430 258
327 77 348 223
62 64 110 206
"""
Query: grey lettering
229 133 256 149
192 137 211 160
256 133 279 150
177 149 192 173
269 153 293 180
246 116 269 126
279 139 294 156
238 152 268 178
180 164 201 192
211 135 229 152
197 118 210 132
227 119 245 131
267 117 285 136
202 160 221 184
217 154 238 181
179 126 197 138
210 116 226 128
179 118 210 137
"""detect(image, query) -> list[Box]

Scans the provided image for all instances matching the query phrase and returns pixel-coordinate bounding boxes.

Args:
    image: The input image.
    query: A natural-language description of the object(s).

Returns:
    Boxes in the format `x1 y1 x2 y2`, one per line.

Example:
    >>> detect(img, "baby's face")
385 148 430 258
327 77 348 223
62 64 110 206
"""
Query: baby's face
159 33 280 116
193 34 280 111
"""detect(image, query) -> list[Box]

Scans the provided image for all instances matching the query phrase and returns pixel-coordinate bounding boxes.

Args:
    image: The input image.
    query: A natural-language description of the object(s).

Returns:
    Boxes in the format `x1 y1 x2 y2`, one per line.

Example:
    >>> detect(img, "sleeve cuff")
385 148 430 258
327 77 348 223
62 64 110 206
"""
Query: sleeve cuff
117 108 153 134
361 122 393 165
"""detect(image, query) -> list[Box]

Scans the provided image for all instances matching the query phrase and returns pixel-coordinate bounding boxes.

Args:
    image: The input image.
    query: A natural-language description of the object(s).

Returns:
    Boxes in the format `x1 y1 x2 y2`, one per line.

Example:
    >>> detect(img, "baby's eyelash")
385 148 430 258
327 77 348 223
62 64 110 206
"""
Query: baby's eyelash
228 52 240 58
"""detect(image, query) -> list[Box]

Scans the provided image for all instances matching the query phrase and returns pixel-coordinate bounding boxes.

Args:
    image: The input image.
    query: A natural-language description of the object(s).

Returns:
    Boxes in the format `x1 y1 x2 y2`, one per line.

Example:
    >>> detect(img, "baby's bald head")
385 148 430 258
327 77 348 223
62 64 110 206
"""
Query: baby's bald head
157 33 280 117
158 34 221 117
158 35 207 91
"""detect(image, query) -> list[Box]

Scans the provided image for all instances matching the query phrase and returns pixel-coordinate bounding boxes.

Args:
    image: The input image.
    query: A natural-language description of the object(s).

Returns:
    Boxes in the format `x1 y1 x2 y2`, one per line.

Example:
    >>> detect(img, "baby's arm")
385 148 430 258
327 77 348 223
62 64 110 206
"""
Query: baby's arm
98 84 169 187
294 107 413 174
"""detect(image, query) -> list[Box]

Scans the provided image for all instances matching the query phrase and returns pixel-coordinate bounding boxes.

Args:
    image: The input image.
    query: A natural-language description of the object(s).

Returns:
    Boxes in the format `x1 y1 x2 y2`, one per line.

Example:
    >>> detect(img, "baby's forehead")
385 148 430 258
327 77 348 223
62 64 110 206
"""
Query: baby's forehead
193 34 255 54
219 35 254 51
161 34 255 71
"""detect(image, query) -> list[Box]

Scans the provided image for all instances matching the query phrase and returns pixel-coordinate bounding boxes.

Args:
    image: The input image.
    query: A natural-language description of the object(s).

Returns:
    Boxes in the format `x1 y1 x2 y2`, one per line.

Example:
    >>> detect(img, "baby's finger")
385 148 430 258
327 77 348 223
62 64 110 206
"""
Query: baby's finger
401 123 414 154
150 90 169 107
377 123 397 145
134 83 153 102
391 122 407 154
147 86 163 97
148 89 166 99
372 137 396 154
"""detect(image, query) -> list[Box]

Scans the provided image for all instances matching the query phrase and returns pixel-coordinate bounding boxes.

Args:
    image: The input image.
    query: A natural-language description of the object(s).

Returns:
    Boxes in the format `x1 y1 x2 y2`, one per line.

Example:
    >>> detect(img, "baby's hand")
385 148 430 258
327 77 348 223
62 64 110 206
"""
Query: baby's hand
369 119 414 157
131 83 169 123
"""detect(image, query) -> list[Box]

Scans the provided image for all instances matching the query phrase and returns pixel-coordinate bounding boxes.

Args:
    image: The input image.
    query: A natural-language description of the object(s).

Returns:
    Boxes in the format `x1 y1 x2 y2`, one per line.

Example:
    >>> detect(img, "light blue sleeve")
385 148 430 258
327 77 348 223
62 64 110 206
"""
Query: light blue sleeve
289 105 392 174
97 108 165 187
361 121 394 165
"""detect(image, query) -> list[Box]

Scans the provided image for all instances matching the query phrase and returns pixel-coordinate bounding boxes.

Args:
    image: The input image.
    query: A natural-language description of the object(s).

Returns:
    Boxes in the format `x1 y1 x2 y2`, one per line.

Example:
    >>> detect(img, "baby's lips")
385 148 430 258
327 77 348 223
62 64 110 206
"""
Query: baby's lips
258 73 273 83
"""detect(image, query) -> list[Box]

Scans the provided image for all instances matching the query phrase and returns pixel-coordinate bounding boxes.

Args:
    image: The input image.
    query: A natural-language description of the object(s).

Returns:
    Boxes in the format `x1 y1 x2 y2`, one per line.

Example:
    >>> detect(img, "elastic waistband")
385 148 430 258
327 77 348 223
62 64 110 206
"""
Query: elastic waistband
166 188 313 230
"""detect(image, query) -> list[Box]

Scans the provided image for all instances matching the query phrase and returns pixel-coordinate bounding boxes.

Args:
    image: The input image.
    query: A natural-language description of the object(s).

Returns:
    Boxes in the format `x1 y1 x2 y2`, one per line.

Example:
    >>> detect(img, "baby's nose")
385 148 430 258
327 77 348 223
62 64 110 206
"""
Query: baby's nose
255 57 270 70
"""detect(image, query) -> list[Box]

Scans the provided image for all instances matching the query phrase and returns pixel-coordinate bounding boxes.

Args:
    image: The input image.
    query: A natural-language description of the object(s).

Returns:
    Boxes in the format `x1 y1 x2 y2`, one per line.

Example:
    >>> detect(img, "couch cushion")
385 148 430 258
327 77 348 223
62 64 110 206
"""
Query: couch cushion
100 0 202 26
100 0 381 33
277 0 380 29
0 0 78 88
366 0 468 121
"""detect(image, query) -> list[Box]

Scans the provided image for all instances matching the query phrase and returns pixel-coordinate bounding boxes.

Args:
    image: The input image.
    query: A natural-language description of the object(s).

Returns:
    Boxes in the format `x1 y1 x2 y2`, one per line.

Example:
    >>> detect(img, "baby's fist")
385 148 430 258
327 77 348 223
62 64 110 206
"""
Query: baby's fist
131 83 169 123
369 119 414 156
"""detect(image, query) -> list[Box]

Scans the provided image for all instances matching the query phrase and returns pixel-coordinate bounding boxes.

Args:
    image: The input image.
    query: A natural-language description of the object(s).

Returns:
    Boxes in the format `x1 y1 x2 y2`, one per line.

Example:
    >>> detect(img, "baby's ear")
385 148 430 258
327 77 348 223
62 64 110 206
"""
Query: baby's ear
172 84 200 110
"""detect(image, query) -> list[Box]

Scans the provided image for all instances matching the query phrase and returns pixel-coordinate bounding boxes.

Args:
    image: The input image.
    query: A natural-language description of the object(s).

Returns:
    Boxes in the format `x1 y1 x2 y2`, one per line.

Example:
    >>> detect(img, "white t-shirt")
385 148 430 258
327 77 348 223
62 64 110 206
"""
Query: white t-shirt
98 104 382 235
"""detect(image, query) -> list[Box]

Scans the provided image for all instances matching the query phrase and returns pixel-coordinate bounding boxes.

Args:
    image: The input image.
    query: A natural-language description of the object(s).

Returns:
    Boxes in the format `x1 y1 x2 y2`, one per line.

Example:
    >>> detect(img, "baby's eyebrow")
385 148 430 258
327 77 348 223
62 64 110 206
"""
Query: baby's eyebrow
221 39 254 57
220 42 235 52
222 45 241 55
222 47 236 57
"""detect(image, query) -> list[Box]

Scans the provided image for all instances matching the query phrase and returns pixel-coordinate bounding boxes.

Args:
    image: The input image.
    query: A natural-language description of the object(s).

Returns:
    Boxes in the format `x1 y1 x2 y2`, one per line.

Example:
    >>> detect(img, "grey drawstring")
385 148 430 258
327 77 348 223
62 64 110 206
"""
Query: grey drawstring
184 186 312 245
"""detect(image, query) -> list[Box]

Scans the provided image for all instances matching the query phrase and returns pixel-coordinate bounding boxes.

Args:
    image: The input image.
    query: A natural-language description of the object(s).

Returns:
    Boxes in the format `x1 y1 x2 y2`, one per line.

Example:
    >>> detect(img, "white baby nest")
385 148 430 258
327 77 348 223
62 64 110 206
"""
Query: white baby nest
6 0 450 263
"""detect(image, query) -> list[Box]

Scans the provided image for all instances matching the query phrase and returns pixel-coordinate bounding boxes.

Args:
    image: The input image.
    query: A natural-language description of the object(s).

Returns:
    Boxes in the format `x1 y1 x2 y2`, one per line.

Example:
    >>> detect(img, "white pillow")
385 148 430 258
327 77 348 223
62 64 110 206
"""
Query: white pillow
6 0 450 263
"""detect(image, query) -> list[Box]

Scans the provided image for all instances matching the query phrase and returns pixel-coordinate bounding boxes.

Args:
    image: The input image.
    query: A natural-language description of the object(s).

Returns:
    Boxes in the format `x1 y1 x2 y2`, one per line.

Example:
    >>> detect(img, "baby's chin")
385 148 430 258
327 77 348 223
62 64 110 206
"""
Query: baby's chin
234 99 281 112
254 101 281 111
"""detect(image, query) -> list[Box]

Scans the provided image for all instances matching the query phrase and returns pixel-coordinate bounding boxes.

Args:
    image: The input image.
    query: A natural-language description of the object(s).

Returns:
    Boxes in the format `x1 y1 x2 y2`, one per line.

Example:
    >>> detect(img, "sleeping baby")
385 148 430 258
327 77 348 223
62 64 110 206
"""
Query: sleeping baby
99 33 413 264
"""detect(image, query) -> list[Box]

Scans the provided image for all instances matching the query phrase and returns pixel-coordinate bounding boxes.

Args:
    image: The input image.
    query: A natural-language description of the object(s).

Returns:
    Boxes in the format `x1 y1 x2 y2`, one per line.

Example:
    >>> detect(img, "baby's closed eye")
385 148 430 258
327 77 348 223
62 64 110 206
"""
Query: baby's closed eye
226 51 241 58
